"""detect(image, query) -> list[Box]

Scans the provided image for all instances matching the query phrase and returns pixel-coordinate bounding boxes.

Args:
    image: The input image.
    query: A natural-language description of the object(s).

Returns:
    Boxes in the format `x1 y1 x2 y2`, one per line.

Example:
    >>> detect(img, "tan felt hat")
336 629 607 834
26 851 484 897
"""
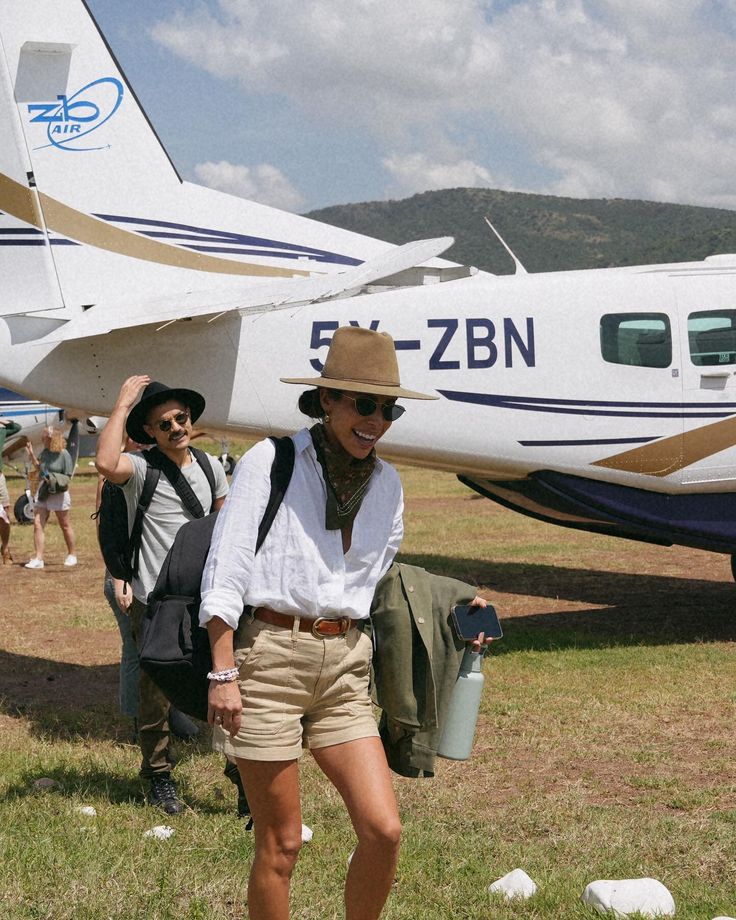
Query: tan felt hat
281 326 438 400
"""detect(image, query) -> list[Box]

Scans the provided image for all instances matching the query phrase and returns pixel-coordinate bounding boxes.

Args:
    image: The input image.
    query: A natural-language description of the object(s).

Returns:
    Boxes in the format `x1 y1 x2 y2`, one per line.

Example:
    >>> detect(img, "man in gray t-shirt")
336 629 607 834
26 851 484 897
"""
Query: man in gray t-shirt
123 450 228 604
96 376 228 814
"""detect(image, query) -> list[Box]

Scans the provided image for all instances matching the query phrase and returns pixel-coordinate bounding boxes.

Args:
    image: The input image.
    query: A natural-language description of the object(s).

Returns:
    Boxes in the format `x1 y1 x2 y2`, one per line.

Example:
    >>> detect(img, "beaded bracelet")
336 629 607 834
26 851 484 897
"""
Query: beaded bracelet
207 667 239 683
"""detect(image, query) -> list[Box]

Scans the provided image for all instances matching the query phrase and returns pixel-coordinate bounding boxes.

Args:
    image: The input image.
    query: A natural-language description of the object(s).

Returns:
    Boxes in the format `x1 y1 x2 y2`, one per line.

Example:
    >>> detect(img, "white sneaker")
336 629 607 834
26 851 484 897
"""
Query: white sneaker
64 554 78 567
24 558 44 569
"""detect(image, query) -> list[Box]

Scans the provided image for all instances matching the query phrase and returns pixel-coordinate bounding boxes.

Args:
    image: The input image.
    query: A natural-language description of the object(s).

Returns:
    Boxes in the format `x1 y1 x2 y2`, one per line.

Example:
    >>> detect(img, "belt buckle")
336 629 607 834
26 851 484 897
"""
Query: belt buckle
312 616 349 637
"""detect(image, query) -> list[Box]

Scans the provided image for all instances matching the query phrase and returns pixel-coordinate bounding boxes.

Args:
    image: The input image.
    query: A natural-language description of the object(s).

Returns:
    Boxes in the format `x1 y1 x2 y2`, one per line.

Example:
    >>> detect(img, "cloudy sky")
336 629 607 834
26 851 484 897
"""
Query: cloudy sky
87 0 736 214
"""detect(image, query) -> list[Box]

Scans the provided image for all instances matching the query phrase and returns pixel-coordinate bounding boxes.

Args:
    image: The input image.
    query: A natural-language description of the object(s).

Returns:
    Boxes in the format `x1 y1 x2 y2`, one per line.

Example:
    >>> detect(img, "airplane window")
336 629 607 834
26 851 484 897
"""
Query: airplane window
600 313 672 368
688 310 736 366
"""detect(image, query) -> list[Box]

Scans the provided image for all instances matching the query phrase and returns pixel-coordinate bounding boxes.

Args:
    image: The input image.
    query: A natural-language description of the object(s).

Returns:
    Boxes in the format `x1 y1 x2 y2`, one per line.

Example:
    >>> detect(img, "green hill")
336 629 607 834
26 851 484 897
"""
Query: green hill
305 188 736 274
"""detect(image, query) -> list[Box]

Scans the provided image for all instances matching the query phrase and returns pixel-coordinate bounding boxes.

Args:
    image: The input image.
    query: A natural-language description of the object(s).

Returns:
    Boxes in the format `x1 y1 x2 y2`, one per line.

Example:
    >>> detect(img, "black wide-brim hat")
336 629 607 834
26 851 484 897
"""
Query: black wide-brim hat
126 381 206 445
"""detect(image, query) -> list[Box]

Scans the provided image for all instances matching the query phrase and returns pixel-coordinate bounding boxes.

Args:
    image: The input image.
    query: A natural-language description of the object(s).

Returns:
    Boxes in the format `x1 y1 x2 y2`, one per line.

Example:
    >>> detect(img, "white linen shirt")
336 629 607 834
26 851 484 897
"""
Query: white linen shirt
199 428 404 630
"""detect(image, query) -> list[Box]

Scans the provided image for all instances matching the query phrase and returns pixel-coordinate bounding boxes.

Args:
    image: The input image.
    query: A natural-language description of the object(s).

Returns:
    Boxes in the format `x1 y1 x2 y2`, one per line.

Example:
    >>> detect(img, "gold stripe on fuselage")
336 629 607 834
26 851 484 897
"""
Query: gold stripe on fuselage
594 414 736 476
0 171 308 278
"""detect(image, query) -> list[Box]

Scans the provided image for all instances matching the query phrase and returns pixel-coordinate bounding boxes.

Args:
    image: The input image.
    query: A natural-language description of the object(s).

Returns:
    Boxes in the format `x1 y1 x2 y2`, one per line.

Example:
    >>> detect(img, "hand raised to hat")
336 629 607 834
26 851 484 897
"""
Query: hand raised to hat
114 375 151 412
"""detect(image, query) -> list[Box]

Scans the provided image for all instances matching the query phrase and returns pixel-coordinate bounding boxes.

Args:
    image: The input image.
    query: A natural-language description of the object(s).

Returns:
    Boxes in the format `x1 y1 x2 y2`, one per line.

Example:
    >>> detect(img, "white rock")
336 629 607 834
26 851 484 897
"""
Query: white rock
301 824 313 843
581 878 675 917
76 805 97 817
488 868 538 900
144 825 175 840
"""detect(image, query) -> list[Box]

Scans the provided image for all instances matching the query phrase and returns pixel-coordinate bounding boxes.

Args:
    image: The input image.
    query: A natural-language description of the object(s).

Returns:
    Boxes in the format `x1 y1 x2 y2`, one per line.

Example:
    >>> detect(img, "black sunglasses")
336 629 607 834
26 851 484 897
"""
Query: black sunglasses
337 393 405 422
155 411 190 432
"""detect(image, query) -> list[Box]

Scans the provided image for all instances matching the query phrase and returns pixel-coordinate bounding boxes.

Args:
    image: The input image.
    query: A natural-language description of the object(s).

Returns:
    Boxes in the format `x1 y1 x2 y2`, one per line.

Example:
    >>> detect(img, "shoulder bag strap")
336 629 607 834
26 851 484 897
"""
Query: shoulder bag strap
256 436 296 553
130 463 161 576
146 446 207 519
189 446 217 509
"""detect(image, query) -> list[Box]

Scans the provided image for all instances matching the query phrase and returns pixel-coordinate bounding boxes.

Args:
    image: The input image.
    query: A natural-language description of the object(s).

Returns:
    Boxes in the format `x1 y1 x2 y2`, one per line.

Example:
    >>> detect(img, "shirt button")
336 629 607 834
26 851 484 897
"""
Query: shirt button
408 585 414 592
417 617 425 624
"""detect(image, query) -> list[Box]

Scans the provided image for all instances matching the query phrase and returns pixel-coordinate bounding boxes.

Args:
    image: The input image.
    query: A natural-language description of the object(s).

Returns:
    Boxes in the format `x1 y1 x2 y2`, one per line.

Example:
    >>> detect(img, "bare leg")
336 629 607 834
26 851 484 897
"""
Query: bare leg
236 758 302 920
55 509 75 555
32 507 49 560
312 737 401 920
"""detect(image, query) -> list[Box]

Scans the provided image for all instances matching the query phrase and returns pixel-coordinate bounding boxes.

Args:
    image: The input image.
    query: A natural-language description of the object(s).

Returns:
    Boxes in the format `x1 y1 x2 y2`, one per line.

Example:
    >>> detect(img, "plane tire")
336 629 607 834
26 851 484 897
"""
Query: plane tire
219 454 237 476
14 494 33 524
731 555 736 583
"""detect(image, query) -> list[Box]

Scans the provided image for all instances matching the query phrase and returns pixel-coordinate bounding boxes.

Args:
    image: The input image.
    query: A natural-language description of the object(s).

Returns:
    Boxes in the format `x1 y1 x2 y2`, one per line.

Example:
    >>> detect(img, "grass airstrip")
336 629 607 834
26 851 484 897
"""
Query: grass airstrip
0 440 734 919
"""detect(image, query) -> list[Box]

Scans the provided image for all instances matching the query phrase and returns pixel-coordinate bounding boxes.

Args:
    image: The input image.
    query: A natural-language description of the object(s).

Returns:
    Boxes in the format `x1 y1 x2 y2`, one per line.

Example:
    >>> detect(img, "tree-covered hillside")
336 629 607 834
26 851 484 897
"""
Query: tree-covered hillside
305 188 736 274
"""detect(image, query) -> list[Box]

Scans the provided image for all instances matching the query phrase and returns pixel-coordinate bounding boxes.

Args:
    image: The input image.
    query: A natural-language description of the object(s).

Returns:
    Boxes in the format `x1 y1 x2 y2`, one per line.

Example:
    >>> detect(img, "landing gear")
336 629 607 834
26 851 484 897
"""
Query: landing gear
218 439 238 476
14 493 33 524
219 453 236 476
731 555 736 582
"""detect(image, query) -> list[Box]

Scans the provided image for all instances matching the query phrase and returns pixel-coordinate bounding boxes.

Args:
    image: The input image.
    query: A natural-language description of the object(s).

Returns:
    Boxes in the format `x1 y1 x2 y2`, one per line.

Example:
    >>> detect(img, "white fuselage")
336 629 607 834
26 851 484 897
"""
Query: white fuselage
2 258 735 495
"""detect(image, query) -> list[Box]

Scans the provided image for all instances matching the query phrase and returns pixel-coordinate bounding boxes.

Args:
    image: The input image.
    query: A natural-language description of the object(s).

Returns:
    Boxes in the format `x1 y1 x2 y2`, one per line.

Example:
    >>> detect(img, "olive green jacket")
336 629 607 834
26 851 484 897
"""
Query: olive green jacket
369 562 478 777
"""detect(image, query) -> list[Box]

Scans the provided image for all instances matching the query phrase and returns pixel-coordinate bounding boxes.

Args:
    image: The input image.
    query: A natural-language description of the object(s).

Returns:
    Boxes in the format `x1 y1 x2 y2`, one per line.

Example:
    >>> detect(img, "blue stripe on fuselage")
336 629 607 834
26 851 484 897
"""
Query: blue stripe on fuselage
438 390 736 419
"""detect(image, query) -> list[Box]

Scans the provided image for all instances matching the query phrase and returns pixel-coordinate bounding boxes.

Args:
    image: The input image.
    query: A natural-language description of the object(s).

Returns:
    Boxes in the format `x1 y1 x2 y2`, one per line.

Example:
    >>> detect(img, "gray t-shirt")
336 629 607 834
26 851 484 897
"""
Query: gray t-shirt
123 450 229 602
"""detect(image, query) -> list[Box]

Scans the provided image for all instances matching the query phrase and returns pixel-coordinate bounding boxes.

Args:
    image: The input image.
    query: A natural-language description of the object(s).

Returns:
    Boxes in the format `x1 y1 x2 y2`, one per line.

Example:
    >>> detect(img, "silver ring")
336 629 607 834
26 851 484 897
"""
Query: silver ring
214 715 223 724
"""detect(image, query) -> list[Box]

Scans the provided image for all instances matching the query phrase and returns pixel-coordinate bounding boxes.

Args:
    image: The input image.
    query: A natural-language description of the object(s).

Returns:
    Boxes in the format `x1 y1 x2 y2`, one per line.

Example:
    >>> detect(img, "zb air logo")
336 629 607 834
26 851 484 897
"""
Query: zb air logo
27 77 124 152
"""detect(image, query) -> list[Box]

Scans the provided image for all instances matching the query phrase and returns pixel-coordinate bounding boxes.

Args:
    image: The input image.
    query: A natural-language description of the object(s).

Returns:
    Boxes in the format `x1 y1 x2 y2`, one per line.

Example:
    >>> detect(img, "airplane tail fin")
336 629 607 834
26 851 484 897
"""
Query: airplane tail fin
0 1 394 325
0 26 66 317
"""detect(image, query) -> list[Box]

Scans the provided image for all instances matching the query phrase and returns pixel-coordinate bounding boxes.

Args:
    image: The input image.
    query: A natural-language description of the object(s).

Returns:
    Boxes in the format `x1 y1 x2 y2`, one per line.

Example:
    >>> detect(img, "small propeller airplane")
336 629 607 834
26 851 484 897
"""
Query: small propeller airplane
2 1 736 577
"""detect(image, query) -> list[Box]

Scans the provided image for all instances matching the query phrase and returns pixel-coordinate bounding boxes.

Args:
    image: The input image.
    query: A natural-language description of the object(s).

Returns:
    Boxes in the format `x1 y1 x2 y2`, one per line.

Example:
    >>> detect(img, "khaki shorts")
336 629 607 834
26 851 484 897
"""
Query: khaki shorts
213 615 378 762
0 472 9 508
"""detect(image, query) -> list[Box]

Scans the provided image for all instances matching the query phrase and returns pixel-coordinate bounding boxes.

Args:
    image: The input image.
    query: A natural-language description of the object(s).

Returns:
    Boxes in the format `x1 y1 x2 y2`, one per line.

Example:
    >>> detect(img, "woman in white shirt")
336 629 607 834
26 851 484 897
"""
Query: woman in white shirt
200 326 437 920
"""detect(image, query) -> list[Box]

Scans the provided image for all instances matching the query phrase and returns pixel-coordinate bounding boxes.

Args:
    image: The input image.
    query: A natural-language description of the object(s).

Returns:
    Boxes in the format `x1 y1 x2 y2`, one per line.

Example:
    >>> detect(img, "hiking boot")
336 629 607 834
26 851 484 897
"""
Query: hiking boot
169 707 200 741
147 774 185 815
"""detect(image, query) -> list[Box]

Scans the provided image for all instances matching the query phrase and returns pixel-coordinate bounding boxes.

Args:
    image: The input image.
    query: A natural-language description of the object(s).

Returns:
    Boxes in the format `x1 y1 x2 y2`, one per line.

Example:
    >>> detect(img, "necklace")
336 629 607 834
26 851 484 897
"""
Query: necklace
331 472 372 518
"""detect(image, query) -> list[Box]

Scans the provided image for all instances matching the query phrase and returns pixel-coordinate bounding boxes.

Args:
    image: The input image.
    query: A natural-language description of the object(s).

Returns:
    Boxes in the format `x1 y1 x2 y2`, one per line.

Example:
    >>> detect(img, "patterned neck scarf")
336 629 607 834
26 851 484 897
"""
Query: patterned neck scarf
310 423 377 530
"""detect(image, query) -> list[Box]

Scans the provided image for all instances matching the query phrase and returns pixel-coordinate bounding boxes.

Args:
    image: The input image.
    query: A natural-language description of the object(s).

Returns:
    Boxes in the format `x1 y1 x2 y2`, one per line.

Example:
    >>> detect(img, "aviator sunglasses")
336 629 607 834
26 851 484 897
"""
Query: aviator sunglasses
337 393 405 422
154 411 190 432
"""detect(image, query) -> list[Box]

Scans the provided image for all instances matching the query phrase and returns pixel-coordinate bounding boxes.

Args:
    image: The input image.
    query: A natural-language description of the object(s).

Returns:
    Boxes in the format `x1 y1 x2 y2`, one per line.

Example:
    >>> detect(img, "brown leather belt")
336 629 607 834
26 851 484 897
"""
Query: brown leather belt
254 606 357 637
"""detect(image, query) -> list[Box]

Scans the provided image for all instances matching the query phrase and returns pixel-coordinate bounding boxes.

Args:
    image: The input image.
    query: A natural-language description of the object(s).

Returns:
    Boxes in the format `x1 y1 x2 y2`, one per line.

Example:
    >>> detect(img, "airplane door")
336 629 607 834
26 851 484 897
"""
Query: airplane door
675 271 736 485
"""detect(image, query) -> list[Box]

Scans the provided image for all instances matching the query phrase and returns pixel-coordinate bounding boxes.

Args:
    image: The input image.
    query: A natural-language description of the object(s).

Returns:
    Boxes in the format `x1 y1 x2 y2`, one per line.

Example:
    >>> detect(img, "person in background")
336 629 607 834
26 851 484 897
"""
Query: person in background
24 426 76 569
0 417 22 564
96 376 229 815
95 435 201 744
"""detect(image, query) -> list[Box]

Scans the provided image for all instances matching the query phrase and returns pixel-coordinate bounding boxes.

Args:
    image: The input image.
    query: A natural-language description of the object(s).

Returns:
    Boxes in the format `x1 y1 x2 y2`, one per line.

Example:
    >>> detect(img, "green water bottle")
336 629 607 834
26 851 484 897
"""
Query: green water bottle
437 648 484 761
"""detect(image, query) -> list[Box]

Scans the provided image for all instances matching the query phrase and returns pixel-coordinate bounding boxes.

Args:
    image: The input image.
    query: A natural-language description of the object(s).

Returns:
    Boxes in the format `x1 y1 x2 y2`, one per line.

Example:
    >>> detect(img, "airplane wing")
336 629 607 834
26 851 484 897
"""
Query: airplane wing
43 237 455 344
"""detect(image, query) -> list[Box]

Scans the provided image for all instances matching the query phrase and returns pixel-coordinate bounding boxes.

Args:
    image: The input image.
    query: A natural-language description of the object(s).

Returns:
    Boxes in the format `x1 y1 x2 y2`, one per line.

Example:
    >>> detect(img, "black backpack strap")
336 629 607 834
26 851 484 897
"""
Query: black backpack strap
189 446 217 510
130 464 161 577
256 436 295 552
146 446 207 519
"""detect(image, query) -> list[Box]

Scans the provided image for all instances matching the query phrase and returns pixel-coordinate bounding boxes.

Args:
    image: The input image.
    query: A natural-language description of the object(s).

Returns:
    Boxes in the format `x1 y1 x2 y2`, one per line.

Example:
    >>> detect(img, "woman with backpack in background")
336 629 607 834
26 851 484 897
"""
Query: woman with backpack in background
199 327 436 920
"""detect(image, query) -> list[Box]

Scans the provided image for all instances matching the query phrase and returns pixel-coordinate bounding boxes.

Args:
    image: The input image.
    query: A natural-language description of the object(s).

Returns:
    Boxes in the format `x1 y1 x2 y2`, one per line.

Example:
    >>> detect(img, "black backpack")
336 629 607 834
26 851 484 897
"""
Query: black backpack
138 436 295 720
96 446 217 583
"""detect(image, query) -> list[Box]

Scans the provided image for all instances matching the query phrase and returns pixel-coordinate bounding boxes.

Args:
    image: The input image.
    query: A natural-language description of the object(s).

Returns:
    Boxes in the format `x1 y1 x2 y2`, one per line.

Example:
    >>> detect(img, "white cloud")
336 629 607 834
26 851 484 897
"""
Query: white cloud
383 152 497 196
152 1 736 209
193 160 305 212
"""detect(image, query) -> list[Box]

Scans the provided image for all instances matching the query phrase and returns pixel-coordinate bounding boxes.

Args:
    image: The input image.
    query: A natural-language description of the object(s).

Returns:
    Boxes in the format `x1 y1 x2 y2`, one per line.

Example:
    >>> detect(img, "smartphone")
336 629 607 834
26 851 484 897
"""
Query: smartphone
450 604 503 641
